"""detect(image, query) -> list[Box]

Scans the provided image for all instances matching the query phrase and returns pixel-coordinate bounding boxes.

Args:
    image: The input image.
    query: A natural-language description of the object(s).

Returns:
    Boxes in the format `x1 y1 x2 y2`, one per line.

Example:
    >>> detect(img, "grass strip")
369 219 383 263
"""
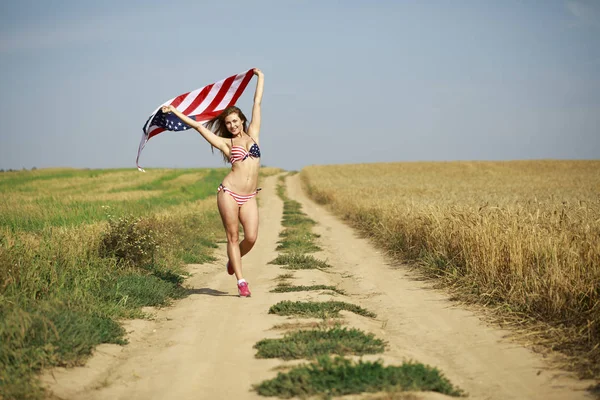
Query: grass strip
282 208 316 228
253 355 464 398
269 254 331 270
270 285 345 295
275 273 295 281
269 301 376 319
275 235 321 253
275 175 321 253
254 327 384 360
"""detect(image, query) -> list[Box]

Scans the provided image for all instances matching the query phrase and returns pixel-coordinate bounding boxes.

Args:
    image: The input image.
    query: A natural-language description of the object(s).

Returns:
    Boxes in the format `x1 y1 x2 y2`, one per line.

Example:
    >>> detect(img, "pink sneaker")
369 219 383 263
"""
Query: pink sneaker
237 281 251 297
226 260 234 275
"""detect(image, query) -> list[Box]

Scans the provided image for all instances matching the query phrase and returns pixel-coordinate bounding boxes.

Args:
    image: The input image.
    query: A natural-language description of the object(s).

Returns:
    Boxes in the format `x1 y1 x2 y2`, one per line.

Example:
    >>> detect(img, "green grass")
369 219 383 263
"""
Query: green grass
274 176 322 254
0 301 127 400
276 209 321 253
0 168 228 232
277 201 320 253
0 169 126 191
113 169 192 192
269 254 331 270
105 274 187 309
0 238 207 399
269 301 376 319
282 208 316 227
270 285 345 295
275 236 321 253
253 355 464 398
0 168 225 399
254 326 385 360
275 273 295 280
276 175 287 198
177 235 218 264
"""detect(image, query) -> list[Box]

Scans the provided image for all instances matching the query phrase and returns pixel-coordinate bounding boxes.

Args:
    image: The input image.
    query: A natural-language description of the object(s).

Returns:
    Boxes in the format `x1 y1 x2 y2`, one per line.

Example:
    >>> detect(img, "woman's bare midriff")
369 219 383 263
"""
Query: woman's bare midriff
221 159 260 194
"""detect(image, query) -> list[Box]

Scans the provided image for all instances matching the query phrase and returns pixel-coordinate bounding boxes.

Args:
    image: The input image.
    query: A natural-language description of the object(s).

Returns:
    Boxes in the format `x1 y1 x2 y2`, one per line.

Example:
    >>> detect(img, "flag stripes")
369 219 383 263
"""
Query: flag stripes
137 69 254 171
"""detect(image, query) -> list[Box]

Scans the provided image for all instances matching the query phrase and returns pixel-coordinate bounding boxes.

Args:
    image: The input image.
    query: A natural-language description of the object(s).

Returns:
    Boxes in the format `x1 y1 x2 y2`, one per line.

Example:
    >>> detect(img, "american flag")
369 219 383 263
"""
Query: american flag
136 68 255 171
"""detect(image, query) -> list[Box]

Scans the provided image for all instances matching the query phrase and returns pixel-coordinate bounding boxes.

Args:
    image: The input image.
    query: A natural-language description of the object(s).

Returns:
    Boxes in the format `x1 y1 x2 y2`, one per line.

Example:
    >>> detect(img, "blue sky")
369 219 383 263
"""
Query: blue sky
0 0 598 171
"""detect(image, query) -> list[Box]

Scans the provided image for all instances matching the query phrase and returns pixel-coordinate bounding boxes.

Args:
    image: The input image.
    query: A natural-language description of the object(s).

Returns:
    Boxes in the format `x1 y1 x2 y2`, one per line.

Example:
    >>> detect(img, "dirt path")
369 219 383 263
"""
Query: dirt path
43 173 594 400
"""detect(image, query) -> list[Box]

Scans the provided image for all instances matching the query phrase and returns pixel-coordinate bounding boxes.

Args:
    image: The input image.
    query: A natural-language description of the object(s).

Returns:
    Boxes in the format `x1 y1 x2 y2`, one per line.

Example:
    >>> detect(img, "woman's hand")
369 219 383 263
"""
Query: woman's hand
253 68 264 78
161 105 175 113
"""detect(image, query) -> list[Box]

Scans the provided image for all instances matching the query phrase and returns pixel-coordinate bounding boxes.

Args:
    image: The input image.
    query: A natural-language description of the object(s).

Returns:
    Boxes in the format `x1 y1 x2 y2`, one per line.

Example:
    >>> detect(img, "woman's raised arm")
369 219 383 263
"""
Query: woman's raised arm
161 105 229 153
247 68 264 139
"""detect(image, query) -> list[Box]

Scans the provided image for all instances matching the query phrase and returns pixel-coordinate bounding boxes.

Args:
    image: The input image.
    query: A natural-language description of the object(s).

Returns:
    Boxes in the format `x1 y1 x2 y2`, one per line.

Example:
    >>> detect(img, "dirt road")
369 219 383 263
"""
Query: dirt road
43 173 594 400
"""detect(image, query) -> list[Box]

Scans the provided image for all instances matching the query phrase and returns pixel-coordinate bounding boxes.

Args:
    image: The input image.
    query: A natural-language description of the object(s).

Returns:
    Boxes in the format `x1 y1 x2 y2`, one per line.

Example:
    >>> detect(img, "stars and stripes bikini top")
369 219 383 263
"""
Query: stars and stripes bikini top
230 136 261 164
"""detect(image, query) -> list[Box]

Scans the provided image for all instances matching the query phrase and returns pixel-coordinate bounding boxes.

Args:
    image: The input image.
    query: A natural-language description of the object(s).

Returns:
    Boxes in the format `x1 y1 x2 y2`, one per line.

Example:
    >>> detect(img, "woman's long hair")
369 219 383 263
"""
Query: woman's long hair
205 106 249 163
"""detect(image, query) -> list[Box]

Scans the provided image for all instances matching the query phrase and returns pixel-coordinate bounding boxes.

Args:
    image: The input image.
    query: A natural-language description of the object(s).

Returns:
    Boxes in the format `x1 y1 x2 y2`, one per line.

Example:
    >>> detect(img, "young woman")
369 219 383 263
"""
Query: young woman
161 68 264 297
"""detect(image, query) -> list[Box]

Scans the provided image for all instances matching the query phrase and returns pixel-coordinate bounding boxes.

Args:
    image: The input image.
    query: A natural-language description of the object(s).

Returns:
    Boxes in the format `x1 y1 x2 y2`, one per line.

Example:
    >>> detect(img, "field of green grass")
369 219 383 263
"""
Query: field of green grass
0 167 284 399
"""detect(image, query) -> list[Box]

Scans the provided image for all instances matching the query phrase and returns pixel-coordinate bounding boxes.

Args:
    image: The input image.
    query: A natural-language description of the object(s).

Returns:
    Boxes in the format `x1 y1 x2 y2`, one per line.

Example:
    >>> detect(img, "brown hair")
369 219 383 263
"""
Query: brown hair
205 106 249 163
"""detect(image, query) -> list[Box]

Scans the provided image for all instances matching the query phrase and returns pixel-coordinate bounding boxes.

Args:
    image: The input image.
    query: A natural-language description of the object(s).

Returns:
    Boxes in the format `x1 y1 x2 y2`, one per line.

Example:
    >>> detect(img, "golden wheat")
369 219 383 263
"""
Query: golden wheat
301 160 600 378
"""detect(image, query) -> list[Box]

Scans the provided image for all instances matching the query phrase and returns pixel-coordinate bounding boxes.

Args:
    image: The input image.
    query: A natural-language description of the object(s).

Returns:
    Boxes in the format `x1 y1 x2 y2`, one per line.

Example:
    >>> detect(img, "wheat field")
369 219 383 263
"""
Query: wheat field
300 160 600 378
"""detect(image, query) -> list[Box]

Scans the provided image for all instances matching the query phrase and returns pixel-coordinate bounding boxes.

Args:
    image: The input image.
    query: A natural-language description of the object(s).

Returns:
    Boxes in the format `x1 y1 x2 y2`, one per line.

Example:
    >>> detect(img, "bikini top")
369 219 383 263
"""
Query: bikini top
230 137 261 164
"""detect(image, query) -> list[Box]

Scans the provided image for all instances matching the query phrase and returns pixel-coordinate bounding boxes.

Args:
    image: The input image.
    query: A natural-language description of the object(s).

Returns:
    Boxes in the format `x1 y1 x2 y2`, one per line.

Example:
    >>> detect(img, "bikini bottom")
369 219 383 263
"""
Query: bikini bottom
217 183 261 207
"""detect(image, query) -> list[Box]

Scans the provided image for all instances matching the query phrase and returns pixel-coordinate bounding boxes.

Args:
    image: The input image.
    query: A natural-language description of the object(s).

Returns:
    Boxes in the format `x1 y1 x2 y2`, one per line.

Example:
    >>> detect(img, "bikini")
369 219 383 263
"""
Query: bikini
230 137 261 163
217 137 262 206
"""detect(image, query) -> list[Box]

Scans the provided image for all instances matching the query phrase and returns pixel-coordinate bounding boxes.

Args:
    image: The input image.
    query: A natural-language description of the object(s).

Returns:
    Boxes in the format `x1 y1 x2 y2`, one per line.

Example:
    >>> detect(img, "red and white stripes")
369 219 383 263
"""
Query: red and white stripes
137 69 254 171
218 184 259 206
230 145 249 164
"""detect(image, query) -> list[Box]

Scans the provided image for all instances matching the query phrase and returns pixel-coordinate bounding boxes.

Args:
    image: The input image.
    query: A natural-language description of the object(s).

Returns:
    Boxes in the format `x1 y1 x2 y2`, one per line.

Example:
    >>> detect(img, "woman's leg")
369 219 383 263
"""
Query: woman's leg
217 191 244 279
239 197 259 257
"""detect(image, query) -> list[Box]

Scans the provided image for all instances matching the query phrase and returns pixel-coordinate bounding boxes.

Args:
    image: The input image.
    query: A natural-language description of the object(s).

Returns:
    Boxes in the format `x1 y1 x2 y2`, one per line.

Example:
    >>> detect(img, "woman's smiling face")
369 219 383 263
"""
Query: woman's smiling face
225 113 242 136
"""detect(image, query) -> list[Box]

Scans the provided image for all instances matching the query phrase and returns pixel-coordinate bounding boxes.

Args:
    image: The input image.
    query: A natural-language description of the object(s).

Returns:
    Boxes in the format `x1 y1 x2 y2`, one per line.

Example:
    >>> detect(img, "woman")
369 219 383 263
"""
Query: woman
162 68 264 298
